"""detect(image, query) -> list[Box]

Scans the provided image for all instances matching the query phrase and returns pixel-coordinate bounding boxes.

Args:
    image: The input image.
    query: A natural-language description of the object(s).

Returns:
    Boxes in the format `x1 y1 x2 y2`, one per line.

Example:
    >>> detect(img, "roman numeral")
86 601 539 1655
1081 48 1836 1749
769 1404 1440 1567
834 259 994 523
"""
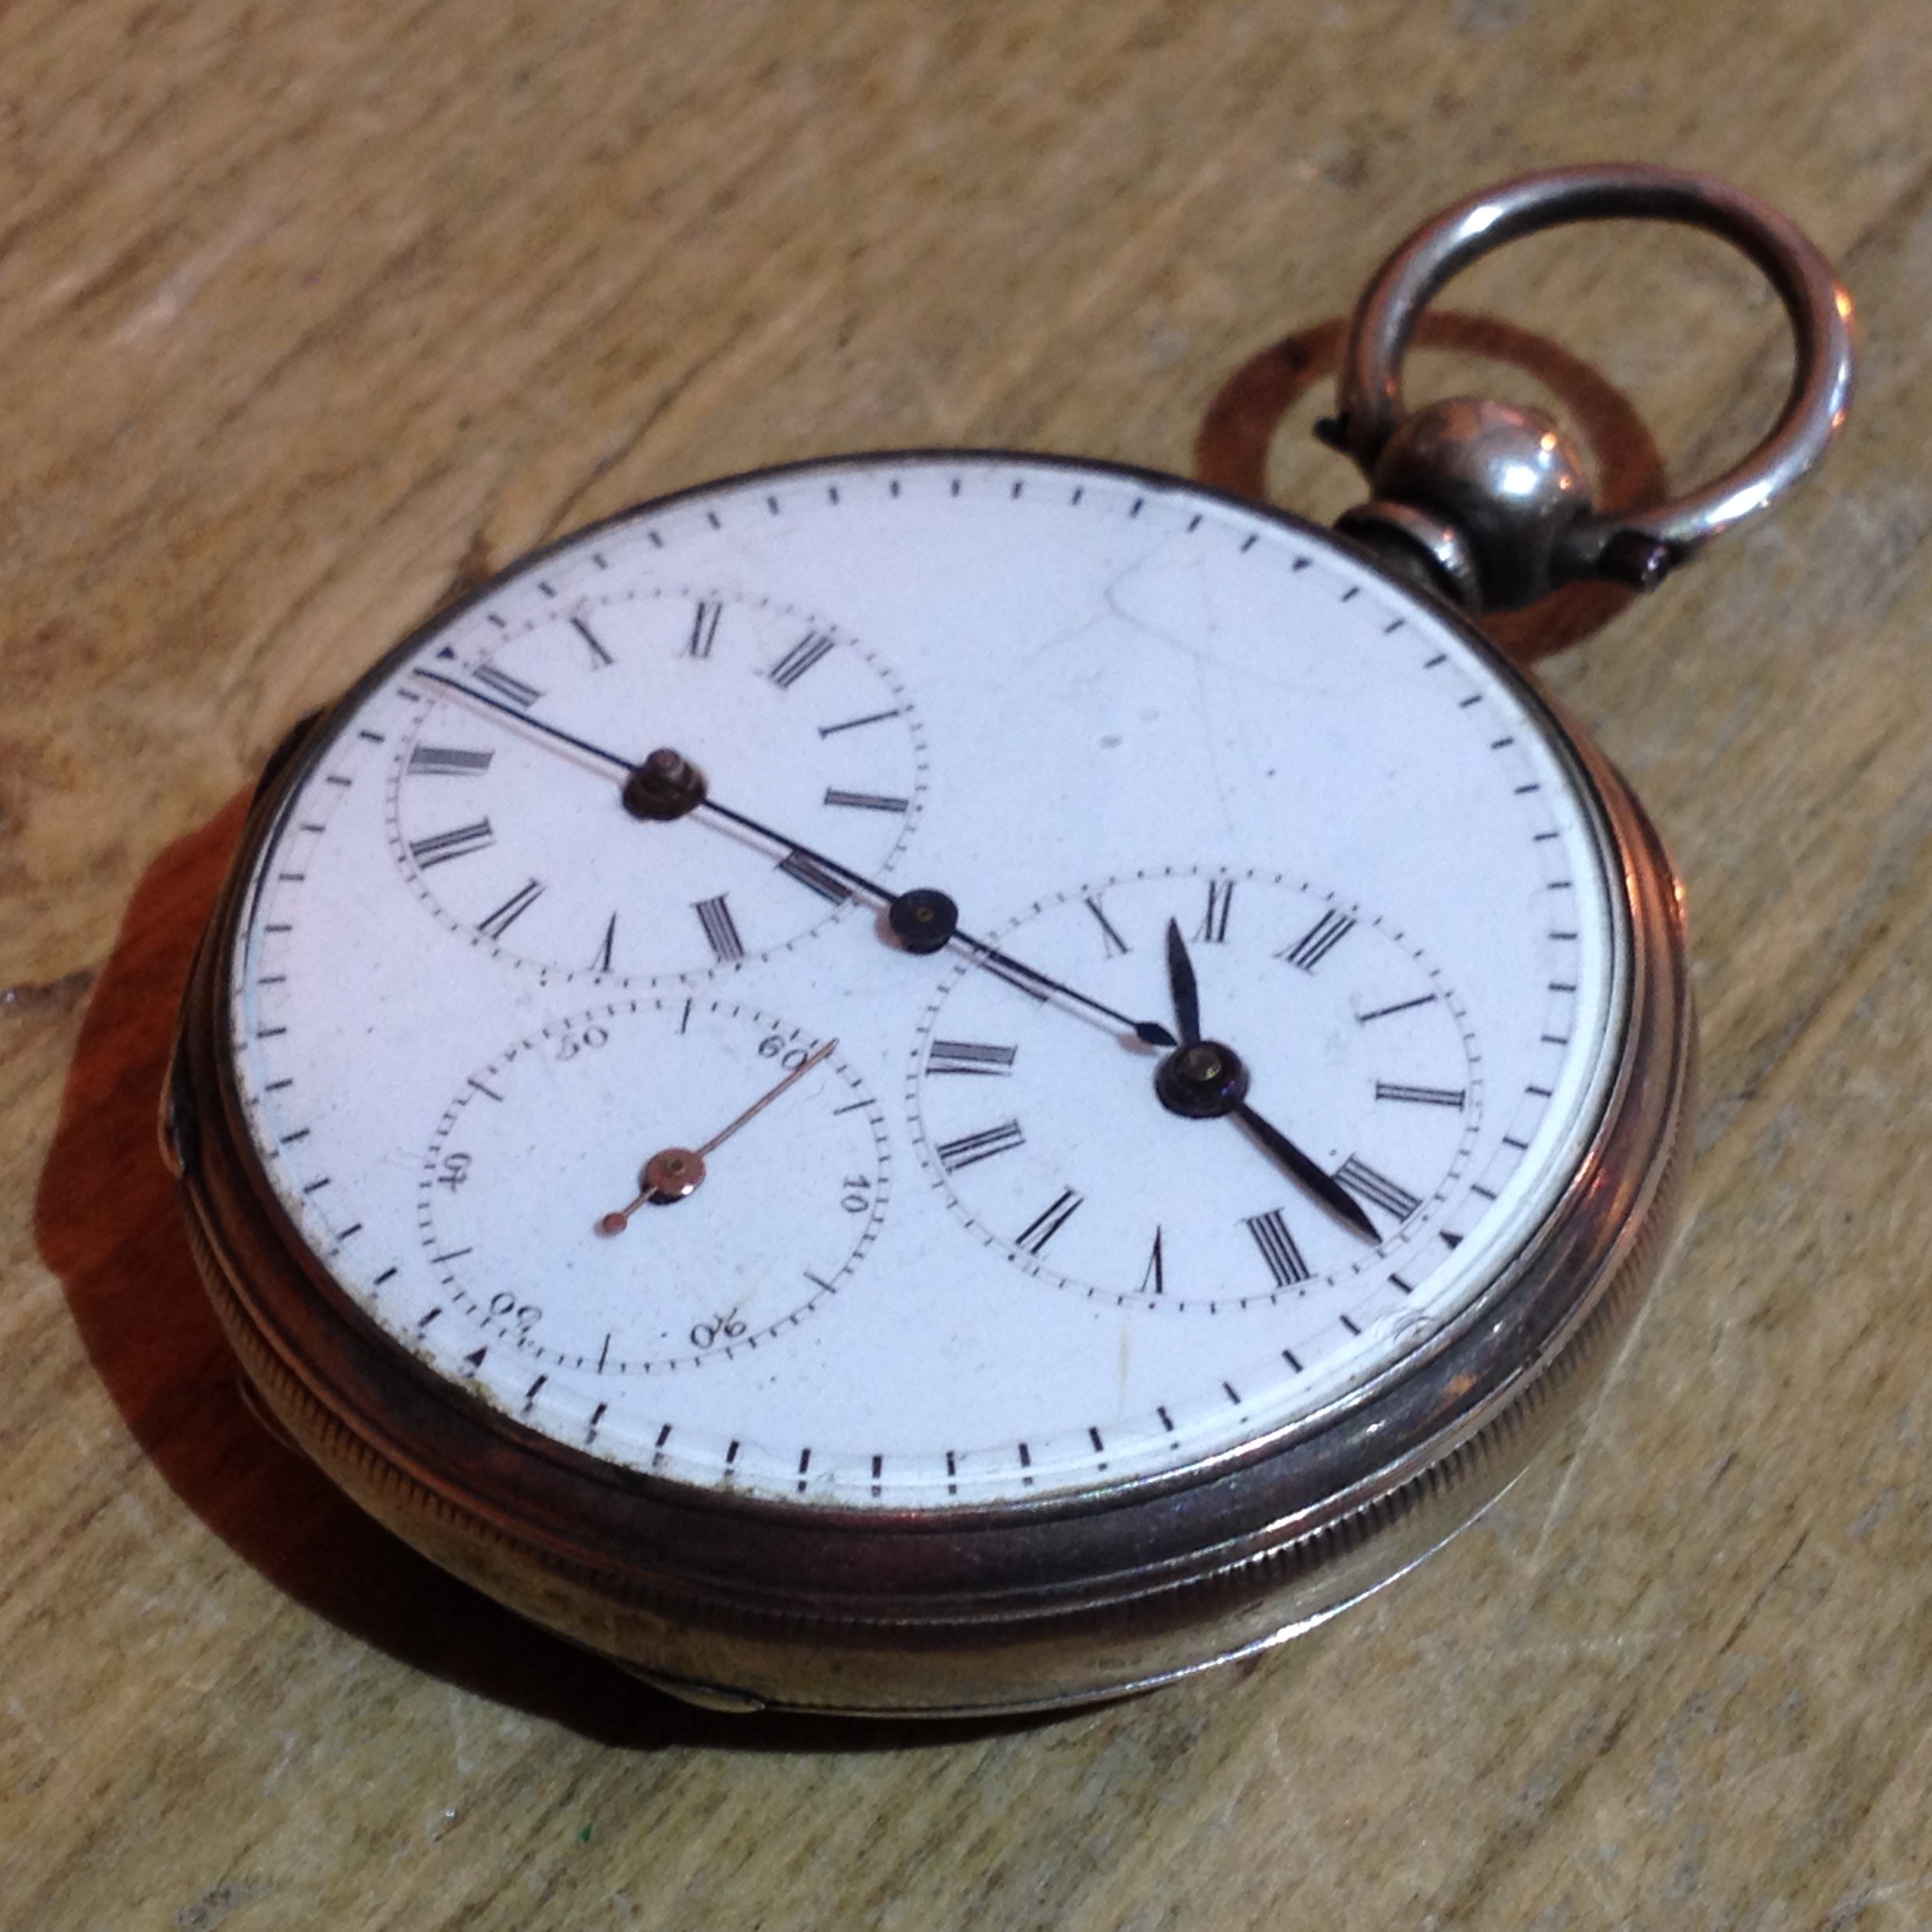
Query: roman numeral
694 894 745 962
1281 908 1355 972
687 600 722 658
822 788 910 814
1335 1155 1422 1222
935 1120 1024 1172
1194 878 1234 944
407 745 493 776
1357 993 1437 1024
470 664 542 708
1016 1187 1082 1255
477 878 543 939
818 706 902 738
571 616 613 668
1084 896 1130 957
593 913 617 972
409 819 495 867
776 848 851 902
1140 1226 1166 1296
1243 1208 1309 1286
927 1039 1018 1076
1374 1080 1466 1109
767 631 836 688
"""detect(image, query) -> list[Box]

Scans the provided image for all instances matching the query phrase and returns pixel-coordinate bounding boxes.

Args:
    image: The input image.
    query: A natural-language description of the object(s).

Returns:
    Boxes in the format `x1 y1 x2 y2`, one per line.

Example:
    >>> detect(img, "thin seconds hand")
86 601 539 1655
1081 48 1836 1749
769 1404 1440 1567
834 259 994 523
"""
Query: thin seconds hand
410 667 1176 1047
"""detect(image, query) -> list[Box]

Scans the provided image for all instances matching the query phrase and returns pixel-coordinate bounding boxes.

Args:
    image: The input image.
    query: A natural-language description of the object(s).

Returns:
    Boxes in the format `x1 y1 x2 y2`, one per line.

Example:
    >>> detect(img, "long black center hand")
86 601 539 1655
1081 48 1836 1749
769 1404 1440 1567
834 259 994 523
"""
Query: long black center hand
1159 919 1377 1243
414 668 632 772
695 794 1173 1046
410 668 1175 1048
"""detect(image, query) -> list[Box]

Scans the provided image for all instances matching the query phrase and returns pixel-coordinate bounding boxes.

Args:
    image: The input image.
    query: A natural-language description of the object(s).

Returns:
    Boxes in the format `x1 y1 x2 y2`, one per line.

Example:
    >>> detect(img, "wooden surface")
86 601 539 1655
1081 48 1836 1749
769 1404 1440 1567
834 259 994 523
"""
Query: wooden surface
6 4 1931 1926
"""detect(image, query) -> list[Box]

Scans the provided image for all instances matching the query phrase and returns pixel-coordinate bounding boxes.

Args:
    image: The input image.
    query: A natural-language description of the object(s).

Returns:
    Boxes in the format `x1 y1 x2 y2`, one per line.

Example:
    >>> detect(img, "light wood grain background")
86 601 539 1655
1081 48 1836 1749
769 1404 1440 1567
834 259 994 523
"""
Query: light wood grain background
6 3 1932 1926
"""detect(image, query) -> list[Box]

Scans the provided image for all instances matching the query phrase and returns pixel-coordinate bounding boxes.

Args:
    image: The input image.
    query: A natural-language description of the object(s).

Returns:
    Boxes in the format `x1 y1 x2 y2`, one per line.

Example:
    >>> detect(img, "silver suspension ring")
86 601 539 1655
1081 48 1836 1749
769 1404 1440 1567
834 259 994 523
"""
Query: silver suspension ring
1331 163 1856 592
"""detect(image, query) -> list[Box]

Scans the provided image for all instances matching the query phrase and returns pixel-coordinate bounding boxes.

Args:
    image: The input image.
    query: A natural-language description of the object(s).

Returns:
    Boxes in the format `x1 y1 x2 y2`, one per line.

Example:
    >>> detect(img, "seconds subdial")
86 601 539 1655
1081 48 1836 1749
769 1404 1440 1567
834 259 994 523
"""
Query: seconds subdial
421 998 890 1384
909 867 1481 1311
388 586 927 983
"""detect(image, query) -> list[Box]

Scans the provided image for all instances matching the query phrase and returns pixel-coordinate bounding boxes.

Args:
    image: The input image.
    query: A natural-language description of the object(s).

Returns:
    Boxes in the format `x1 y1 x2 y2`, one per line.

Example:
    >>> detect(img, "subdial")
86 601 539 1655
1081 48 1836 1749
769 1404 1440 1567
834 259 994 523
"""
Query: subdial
420 998 889 1373
388 586 926 983
908 867 1481 1310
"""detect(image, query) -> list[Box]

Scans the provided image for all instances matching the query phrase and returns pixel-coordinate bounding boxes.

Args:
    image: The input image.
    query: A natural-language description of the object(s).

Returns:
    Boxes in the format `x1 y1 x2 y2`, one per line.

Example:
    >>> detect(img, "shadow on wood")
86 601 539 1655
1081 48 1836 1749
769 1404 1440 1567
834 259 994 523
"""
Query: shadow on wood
1194 309 1668 663
32 791 1065 1752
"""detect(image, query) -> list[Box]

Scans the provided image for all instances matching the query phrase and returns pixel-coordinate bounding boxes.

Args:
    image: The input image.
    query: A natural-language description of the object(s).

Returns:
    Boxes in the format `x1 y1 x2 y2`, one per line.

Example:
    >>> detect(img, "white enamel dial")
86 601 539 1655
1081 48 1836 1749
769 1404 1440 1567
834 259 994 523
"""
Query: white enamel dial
910 867 1481 1310
226 452 1626 1512
417 998 889 1382
387 587 924 982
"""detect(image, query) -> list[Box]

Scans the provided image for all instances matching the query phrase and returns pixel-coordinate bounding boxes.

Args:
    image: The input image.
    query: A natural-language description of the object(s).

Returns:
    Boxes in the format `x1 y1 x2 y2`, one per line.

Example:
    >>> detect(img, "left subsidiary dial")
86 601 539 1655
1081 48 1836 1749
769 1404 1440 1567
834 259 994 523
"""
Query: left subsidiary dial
417 998 890 1383
388 586 926 982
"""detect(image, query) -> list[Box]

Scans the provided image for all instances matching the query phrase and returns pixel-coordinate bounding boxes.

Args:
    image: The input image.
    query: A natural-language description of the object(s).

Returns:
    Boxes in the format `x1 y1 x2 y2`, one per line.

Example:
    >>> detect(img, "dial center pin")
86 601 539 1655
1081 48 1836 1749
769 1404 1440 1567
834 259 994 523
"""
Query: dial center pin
597 1146 708 1233
1153 1039 1252 1119
622 747 708 821
597 1037 837 1234
887 887 959 954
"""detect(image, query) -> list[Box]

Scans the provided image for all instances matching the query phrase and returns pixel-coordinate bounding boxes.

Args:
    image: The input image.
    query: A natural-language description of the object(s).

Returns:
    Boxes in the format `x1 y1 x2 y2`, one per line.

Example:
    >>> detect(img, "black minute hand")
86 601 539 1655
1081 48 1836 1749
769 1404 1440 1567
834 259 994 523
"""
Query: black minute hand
1159 917 1376 1241
409 668 1175 1048
1234 1102 1379 1242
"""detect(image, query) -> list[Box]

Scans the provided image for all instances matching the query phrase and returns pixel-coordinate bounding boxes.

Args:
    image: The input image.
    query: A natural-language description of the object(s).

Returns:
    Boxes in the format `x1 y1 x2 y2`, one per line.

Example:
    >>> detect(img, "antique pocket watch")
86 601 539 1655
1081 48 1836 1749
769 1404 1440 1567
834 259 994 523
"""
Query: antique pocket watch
166 166 1854 1715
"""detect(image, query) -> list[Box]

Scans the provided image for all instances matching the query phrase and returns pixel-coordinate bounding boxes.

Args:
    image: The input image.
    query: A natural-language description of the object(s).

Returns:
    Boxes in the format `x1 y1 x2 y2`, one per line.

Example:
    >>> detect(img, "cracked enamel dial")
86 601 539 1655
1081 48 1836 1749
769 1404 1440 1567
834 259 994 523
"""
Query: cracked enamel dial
220 451 1627 1510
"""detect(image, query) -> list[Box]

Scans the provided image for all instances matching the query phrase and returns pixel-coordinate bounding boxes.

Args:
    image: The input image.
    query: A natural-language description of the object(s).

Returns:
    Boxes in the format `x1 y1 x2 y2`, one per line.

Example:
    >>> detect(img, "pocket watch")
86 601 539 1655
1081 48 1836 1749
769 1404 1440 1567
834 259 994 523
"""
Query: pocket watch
165 166 1854 1716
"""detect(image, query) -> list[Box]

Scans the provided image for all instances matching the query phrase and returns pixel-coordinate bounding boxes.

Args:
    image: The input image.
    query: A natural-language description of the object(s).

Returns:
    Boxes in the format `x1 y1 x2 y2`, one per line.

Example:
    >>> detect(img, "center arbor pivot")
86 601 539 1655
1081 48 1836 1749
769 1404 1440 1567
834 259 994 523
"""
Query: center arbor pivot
623 747 708 821
888 887 959 955
1154 1040 1252 1119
